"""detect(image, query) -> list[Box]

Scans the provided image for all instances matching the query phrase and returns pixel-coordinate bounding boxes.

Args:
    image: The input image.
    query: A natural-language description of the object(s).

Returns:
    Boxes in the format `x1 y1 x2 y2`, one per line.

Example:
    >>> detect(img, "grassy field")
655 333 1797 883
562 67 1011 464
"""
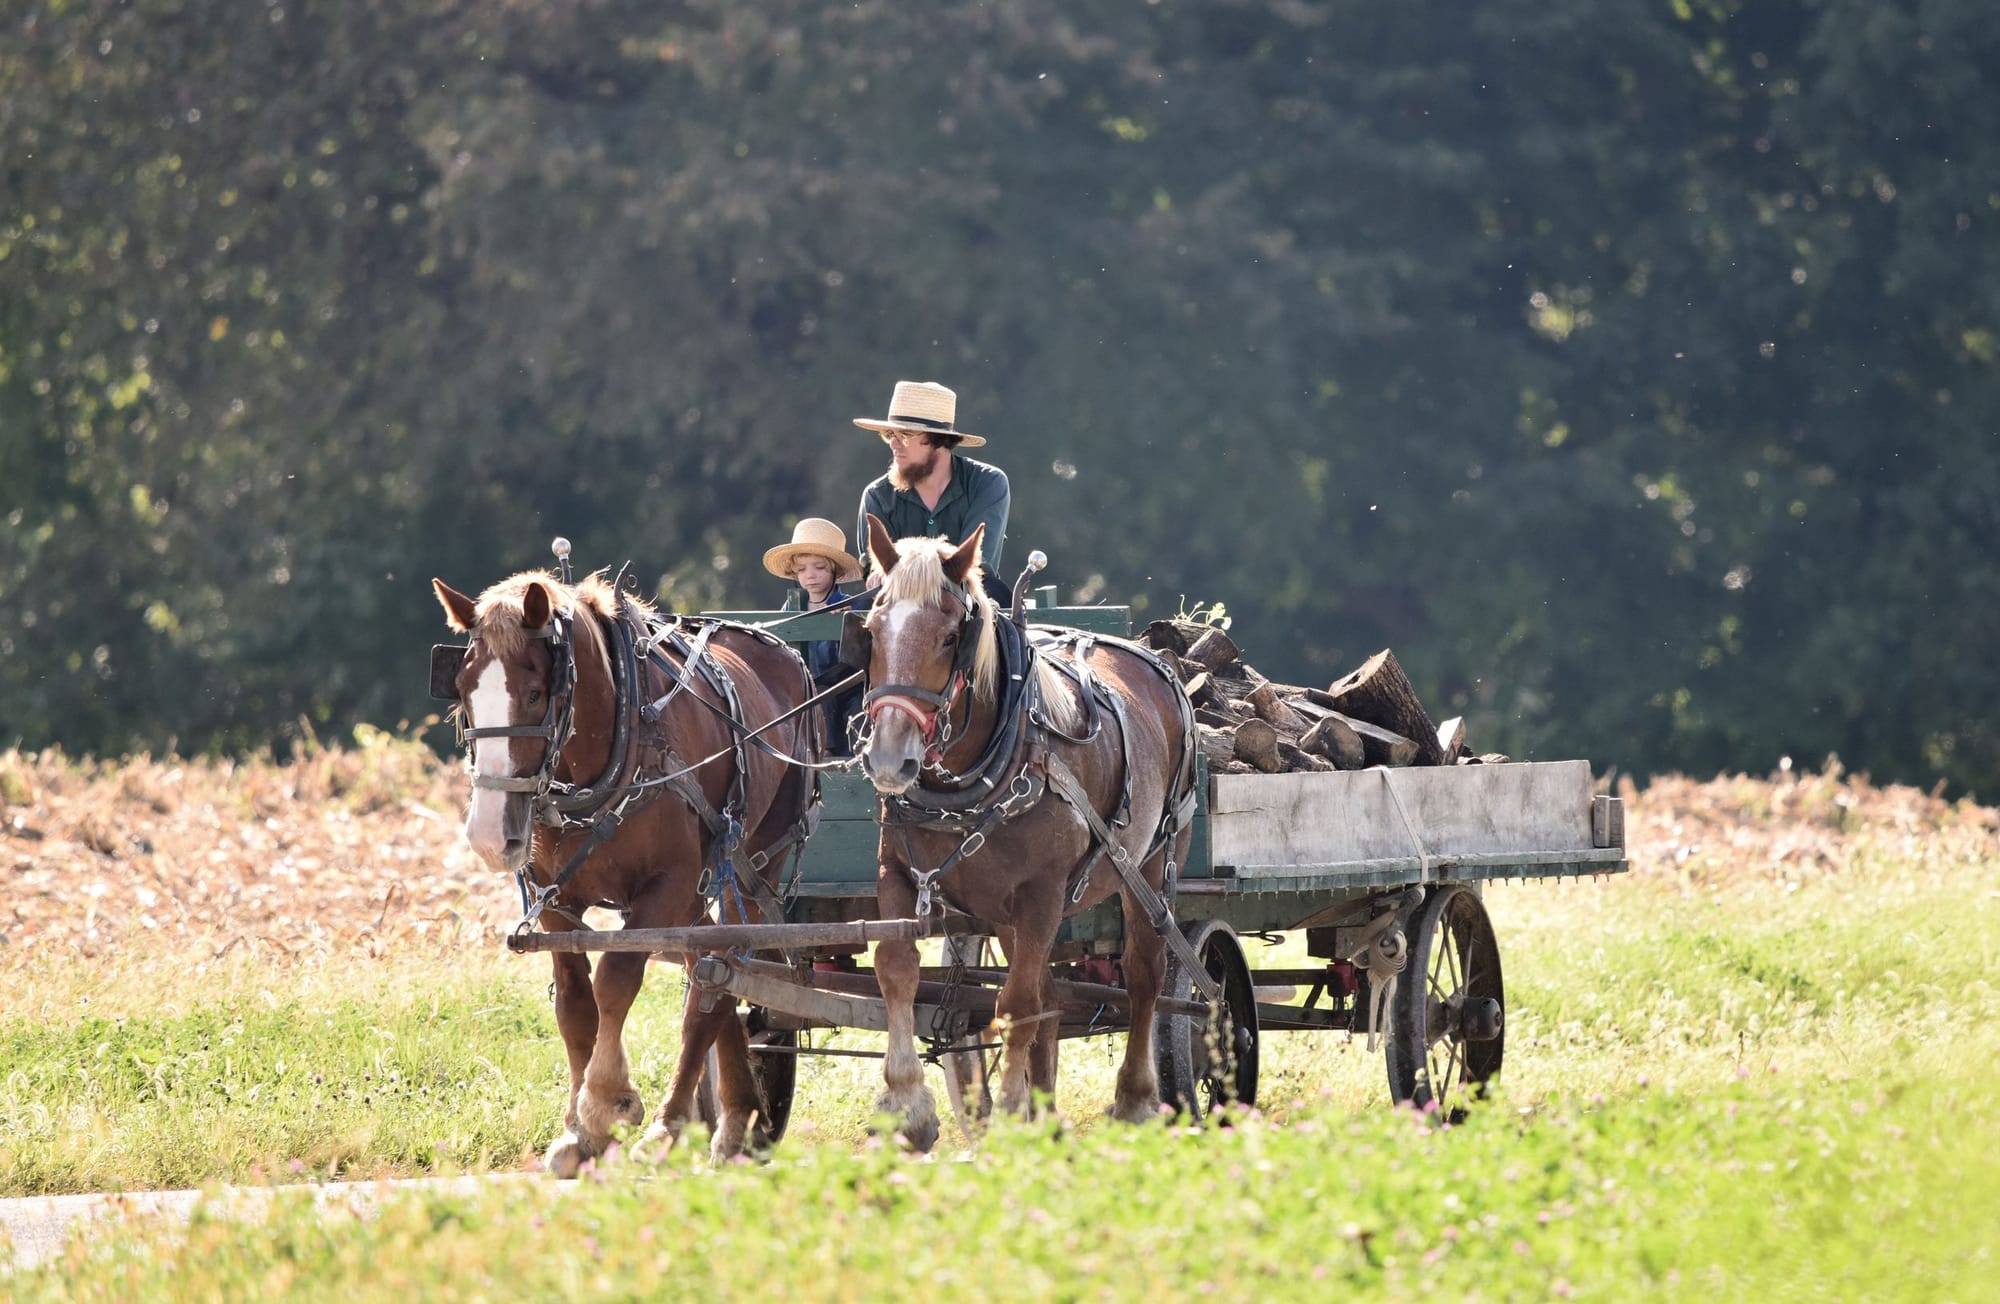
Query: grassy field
2 743 1996 1297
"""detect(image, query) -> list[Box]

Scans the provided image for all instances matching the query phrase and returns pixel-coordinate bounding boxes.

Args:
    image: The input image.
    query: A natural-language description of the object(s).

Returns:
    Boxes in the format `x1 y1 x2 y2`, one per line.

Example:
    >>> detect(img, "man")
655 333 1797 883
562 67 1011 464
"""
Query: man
854 380 1014 605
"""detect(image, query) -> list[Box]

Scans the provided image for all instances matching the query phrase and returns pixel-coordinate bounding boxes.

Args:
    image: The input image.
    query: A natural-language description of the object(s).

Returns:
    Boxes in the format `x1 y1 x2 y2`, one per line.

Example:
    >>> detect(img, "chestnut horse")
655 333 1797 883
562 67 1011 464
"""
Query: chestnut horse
854 516 1199 1149
432 570 818 1171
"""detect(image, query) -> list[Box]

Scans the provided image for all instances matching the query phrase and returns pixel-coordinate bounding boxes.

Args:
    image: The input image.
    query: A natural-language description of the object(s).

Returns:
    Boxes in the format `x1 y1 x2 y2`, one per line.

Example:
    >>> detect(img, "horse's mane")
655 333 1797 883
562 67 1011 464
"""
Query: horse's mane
879 540 1080 734
472 570 640 687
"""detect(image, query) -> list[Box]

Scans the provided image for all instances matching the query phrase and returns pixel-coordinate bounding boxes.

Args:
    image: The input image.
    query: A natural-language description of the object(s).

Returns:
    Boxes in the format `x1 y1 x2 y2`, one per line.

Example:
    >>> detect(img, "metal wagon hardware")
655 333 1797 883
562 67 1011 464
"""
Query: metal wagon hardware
488 575 1629 1138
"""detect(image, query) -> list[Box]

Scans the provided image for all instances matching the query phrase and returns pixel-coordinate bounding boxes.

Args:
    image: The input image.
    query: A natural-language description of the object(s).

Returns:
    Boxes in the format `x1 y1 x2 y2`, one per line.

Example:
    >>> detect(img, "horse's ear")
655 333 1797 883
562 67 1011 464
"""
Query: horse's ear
433 579 478 633
865 512 900 578
943 524 985 587
521 581 553 630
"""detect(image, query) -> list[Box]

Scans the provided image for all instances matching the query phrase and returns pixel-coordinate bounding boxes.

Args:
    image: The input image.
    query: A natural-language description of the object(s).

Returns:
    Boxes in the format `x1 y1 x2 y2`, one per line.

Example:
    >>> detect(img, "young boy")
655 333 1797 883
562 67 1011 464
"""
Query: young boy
763 518 865 755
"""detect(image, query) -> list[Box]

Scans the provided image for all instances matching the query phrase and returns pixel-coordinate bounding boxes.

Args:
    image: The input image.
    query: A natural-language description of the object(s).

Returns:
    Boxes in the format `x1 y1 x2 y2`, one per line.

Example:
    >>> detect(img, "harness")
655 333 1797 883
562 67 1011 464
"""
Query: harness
460 585 827 934
870 598 1217 1002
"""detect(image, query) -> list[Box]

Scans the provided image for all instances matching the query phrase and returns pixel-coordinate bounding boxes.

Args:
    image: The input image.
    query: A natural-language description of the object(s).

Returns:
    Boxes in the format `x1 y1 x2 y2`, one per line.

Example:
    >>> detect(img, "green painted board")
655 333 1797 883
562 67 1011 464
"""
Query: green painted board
699 606 1132 642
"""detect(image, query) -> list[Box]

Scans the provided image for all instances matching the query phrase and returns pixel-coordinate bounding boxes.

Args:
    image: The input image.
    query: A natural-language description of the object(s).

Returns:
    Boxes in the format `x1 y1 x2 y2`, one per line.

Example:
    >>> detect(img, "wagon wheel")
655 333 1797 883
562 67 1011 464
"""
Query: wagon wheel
939 934 996 1138
1155 918 1260 1119
696 1007 797 1149
1384 883 1505 1123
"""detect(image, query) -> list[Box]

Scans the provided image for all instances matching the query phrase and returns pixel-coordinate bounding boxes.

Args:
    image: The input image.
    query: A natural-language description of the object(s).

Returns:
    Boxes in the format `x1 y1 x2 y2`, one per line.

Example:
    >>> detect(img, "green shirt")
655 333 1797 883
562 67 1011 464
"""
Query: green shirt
857 454 1010 578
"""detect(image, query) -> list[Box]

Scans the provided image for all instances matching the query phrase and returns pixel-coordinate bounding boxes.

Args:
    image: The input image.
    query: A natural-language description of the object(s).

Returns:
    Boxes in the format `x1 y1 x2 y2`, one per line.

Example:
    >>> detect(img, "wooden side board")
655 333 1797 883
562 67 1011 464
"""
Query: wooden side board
1206 760 1599 871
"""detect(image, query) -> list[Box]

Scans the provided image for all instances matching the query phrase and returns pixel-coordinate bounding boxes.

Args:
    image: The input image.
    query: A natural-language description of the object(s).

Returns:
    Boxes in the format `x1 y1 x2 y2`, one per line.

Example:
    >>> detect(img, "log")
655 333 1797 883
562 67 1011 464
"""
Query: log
1232 718 1283 773
1244 682 1298 729
1184 627 1241 674
1176 656 1208 684
1183 671 1214 708
1317 649 1447 766
1197 725 1237 771
1140 620 1189 656
1436 716 1466 762
1194 706 1239 730
1300 714 1366 769
1276 740 1333 772
1301 704 1418 767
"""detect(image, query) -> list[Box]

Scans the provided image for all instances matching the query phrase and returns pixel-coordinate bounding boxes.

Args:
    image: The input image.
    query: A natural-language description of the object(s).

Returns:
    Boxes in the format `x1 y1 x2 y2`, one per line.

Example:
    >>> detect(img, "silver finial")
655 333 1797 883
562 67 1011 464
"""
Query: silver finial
551 537 572 561
1026 550 1048 572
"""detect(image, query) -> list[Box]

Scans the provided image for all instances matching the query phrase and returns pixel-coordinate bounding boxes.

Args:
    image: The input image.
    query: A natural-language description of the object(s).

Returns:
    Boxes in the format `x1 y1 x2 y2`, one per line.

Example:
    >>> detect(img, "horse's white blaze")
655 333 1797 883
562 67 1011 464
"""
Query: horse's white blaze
463 657 518 861
861 598 928 788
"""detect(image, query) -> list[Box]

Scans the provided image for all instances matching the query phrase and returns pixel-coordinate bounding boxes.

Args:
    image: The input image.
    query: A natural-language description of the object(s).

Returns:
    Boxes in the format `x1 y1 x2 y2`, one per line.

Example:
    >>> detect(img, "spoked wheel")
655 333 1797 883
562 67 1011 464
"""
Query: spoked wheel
1385 884 1505 1122
939 934 996 1139
1155 918 1260 1119
696 1007 797 1149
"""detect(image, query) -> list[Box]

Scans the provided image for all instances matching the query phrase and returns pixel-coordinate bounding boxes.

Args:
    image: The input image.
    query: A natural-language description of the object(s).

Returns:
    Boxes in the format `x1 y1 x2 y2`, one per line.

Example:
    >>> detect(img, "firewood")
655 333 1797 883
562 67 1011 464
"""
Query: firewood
1316 649 1447 766
1276 740 1333 772
1184 627 1241 674
1194 706 1238 730
1176 656 1208 684
1183 672 1214 708
1306 706 1418 767
1244 682 1299 730
1300 715 1365 769
1436 716 1466 762
1232 718 1282 773
1140 620 1189 656
1197 725 1237 771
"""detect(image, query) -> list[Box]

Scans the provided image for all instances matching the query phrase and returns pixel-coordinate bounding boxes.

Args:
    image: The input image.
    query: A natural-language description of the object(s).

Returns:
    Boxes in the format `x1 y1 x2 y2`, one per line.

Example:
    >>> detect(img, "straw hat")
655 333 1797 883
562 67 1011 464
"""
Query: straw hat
852 380 986 448
763 517 863 582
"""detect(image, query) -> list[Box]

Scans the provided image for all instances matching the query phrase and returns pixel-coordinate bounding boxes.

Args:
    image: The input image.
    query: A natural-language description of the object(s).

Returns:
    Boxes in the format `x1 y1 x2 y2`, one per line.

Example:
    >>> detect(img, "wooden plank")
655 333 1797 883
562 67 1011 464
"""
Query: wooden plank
1207 760 1596 869
504 916 932 955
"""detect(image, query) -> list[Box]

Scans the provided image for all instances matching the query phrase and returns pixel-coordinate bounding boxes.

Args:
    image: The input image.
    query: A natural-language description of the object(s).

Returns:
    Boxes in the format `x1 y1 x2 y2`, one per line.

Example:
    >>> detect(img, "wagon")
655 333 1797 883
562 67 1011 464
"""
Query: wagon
504 588 1629 1136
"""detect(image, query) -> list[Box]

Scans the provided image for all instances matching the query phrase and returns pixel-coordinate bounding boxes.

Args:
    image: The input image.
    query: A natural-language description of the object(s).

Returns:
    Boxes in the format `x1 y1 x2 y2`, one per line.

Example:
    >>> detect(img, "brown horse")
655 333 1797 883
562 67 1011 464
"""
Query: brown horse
854 516 1198 1149
431 570 818 1171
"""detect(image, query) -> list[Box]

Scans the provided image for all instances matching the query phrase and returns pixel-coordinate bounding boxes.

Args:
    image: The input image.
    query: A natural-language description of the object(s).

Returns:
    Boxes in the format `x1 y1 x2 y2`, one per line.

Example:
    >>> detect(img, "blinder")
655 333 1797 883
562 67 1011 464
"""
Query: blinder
837 611 873 671
429 644 469 701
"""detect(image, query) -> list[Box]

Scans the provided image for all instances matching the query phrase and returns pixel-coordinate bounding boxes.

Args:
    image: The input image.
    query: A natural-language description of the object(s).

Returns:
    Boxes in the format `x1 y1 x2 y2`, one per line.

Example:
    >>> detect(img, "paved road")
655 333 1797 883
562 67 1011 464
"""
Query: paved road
1 1174 537 1272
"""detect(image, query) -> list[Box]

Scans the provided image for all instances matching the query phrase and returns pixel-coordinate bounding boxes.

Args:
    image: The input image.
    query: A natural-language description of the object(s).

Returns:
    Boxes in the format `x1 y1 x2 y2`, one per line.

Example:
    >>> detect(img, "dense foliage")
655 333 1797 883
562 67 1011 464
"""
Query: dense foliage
5 1 1994 795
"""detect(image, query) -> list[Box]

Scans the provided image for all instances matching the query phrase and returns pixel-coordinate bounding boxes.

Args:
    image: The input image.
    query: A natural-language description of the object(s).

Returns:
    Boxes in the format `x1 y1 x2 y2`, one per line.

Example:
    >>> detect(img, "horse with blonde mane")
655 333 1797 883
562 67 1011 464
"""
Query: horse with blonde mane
853 514 1199 1148
432 568 818 1171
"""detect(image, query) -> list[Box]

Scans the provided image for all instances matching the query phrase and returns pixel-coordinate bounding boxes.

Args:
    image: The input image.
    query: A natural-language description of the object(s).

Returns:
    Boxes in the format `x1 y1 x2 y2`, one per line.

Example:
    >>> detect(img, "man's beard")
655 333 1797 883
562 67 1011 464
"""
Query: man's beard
888 447 942 491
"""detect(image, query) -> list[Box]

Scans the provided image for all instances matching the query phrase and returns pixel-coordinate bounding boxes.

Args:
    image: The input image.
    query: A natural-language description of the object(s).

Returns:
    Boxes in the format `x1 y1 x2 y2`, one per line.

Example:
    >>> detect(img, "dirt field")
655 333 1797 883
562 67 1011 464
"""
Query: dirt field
4 734 1991 976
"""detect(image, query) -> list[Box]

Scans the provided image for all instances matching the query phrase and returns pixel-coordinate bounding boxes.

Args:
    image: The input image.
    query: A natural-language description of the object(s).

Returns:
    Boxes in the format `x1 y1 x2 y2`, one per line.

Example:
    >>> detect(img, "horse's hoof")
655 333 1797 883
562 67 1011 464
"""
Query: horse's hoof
709 1118 750 1162
873 1092 940 1153
1107 1094 1163 1125
578 1087 646 1136
639 1120 680 1155
543 1132 595 1180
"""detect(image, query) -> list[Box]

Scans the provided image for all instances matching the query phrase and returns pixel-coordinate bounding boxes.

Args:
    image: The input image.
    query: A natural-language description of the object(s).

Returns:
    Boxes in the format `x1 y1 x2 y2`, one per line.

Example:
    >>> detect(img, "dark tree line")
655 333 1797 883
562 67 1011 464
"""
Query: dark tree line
4 1 1995 797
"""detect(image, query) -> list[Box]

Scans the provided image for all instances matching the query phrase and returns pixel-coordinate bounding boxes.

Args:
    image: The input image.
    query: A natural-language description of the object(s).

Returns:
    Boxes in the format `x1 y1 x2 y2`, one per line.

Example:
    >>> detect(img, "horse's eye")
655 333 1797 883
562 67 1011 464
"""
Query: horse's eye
941 632 958 649
526 688 544 706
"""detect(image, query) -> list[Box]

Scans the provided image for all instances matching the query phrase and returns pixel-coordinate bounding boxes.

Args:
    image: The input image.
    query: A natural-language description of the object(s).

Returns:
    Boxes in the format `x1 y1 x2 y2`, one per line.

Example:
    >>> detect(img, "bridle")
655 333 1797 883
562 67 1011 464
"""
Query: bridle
461 610 580 816
859 579 981 764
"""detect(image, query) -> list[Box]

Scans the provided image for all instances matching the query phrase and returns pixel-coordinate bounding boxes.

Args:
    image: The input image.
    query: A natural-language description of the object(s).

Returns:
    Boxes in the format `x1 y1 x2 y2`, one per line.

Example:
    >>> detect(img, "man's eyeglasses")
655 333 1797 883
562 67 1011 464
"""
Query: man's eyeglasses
882 430 926 446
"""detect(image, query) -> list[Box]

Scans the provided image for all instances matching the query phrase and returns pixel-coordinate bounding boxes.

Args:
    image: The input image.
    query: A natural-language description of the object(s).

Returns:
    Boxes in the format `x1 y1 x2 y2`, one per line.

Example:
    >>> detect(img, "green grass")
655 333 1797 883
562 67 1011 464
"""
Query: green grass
4 846 1998 1297
7 1062 1996 1301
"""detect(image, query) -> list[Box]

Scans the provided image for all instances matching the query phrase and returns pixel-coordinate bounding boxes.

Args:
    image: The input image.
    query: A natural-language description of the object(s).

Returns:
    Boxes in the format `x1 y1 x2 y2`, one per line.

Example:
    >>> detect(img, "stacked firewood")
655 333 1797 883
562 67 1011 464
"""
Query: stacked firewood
1135 621 1509 776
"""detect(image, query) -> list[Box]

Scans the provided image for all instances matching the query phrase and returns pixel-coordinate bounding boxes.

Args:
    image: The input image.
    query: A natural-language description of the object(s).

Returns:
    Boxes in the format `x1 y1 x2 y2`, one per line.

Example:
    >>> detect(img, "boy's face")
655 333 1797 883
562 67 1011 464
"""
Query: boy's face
793 554 838 599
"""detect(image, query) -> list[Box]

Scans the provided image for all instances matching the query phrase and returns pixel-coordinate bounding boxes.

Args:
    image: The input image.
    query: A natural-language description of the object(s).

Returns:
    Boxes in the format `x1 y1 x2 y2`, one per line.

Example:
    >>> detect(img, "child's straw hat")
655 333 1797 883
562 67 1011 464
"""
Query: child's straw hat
763 518 863 582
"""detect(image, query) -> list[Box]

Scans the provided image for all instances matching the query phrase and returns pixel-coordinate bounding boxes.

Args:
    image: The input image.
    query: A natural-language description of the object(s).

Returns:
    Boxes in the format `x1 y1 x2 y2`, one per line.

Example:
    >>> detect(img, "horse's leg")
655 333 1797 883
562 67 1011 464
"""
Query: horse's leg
1109 858 1169 1123
565 928 652 1167
995 900 1061 1119
542 947 601 1178
573 949 649 1139
1027 961 1060 1100
648 979 730 1154
874 867 940 1151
